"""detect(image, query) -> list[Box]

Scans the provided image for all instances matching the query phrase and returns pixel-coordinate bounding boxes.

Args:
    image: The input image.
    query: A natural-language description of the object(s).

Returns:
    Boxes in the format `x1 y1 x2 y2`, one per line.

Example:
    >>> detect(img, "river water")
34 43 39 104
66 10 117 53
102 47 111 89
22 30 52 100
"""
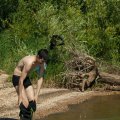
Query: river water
41 94 120 120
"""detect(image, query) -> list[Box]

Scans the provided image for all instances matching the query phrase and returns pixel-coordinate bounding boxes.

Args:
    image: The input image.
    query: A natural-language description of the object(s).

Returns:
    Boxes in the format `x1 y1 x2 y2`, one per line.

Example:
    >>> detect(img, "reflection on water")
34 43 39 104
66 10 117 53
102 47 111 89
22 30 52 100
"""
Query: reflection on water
41 95 120 120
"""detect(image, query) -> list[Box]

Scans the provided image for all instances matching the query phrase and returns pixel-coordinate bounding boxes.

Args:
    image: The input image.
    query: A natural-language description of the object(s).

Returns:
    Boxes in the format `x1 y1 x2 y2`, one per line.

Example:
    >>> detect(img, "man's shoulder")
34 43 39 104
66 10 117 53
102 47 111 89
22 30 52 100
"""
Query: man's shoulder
23 57 35 67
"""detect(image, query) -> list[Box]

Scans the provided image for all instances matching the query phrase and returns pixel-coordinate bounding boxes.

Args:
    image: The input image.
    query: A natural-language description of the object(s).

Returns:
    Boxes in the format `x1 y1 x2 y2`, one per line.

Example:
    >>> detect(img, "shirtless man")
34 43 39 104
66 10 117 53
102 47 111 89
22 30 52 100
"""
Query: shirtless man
12 49 48 120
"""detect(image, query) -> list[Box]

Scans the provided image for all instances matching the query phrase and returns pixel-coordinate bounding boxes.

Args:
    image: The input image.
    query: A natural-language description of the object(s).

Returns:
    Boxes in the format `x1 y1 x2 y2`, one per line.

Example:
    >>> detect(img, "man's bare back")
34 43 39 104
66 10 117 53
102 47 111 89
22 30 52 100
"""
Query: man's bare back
13 55 43 76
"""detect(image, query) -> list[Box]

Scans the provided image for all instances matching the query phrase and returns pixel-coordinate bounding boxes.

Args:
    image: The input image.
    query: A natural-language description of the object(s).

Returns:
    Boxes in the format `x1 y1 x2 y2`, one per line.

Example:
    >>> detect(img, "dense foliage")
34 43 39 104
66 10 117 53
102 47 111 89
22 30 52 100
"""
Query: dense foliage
0 0 120 81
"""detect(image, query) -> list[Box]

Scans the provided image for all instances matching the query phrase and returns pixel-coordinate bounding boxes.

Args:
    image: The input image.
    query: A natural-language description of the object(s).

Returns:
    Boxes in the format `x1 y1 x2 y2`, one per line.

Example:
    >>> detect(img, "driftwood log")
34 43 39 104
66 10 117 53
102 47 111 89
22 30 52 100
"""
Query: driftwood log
106 86 120 91
99 72 120 85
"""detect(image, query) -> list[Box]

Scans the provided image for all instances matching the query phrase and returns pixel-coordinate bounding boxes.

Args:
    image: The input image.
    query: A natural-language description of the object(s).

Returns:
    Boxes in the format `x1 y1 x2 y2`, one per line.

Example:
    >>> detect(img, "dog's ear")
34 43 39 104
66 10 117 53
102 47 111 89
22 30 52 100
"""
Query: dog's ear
50 38 57 50
49 35 64 50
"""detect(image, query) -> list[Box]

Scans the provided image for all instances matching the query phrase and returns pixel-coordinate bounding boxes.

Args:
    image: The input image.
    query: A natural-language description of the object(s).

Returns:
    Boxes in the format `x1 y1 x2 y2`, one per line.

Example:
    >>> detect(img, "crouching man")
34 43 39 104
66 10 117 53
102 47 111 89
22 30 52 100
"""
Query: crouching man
12 49 48 120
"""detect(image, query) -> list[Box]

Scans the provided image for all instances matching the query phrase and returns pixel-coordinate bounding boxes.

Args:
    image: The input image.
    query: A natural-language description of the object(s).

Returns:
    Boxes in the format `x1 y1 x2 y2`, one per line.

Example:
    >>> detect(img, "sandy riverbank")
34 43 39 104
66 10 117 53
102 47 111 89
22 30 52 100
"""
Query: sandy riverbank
0 73 120 119
0 83 120 120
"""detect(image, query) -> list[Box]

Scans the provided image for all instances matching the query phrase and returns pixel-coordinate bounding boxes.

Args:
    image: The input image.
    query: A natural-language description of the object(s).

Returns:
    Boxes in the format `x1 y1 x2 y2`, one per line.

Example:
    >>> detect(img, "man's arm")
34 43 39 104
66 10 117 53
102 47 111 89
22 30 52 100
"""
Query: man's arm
18 63 32 104
35 64 45 102
35 77 43 102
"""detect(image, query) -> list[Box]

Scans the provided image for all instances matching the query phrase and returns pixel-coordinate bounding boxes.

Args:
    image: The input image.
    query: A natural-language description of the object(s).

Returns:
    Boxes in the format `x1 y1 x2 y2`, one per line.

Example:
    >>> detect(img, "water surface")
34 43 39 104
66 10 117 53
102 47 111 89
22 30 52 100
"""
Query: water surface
41 95 120 120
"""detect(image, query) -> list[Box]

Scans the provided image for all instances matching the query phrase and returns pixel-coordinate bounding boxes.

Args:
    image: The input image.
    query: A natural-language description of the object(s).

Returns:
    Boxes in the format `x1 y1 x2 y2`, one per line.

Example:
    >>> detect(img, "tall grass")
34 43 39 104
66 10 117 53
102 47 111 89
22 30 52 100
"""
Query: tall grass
0 0 119 82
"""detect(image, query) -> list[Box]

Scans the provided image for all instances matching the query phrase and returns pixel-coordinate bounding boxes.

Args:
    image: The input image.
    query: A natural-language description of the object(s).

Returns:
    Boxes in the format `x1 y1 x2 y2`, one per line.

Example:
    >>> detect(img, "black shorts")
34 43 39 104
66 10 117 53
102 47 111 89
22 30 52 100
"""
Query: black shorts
12 75 32 89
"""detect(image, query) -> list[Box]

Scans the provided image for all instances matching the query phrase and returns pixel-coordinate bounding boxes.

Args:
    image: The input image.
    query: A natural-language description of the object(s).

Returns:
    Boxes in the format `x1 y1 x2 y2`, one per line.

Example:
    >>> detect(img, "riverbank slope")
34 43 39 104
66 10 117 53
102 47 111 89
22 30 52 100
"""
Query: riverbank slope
0 78 120 119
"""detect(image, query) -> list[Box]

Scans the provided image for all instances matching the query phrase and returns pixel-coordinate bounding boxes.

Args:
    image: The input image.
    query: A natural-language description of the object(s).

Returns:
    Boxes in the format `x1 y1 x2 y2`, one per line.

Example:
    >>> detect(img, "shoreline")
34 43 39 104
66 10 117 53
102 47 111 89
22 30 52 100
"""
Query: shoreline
0 84 120 119
35 90 120 118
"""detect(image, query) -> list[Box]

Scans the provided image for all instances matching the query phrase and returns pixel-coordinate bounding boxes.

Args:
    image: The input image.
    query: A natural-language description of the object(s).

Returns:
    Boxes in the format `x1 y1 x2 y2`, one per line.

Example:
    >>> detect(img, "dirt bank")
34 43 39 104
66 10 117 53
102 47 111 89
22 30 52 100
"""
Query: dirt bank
0 74 120 119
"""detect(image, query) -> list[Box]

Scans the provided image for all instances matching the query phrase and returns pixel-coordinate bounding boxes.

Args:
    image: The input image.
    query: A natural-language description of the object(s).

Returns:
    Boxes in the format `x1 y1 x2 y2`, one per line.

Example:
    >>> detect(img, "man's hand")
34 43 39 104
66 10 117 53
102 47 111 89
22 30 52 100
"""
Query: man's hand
34 96 38 103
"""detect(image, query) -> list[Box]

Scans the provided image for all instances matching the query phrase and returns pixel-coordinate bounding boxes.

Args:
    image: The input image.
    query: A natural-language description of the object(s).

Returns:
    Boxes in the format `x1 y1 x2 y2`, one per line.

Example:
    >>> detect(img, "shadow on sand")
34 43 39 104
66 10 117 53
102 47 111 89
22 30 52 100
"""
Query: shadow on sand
0 118 18 120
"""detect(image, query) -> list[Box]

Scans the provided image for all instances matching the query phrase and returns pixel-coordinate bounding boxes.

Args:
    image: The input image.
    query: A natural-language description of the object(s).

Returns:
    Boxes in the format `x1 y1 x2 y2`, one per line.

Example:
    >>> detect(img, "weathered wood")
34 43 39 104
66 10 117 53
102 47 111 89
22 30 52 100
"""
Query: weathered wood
99 72 120 85
106 86 120 91
61 48 120 90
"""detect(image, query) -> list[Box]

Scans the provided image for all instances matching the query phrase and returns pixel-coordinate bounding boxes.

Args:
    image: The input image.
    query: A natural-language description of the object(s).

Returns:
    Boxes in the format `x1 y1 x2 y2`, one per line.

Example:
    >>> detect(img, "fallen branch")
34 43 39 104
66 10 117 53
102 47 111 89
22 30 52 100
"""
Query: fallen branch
99 72 120 85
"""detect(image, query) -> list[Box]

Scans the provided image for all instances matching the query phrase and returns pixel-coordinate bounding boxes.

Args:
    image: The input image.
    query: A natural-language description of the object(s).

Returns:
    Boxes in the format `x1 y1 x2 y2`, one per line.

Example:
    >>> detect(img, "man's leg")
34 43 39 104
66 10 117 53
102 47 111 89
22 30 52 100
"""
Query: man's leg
25 85 36 120
13 76 34 120
15 86 29 107
15 86 30 120
25 86 34 101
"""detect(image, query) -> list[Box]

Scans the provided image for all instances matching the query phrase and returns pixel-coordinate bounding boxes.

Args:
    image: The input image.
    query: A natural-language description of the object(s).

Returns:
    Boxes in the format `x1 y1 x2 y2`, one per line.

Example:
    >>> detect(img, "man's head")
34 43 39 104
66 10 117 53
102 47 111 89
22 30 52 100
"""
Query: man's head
37 49 48 63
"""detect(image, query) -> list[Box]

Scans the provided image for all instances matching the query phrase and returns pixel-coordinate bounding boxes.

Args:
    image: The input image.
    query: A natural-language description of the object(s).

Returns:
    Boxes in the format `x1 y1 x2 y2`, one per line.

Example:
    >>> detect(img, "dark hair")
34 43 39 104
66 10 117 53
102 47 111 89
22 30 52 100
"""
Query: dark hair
37 49 48 62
